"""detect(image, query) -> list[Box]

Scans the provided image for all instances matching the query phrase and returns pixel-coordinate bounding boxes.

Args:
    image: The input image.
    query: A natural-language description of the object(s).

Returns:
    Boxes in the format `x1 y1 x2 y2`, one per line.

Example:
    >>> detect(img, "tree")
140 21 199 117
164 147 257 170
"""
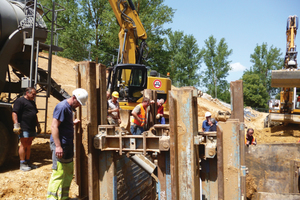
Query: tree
242 70 269 108
40 0 91 61
79 0 175 66
250 43 283 96
164 31 203 87
201 35 232 101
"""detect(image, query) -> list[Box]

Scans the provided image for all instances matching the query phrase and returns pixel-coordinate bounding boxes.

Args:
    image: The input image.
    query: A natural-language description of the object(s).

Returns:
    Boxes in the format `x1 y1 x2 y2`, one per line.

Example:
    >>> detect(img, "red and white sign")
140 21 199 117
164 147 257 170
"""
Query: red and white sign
153 79 162 89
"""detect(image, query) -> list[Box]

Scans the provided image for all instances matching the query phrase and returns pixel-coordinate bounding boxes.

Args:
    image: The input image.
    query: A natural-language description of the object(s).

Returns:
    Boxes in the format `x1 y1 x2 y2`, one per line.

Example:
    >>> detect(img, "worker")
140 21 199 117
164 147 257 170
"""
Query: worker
107 91 121 125
131 97 151 135
106 91 111 100
202 112 217 132
245 128 257 146
47 88 88 200
12 87 41 171
156 99 165 124
208 118 217 131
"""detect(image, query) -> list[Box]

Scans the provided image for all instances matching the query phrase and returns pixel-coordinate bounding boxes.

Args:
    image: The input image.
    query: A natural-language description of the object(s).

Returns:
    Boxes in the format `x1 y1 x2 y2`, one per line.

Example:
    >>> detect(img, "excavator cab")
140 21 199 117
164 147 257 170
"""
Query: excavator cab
107 64 147 102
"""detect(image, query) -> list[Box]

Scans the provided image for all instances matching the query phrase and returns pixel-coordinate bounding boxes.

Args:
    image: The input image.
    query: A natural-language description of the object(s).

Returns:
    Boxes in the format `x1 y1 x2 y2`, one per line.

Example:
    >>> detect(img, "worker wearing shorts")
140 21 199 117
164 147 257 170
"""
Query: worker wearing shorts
12 87 41 171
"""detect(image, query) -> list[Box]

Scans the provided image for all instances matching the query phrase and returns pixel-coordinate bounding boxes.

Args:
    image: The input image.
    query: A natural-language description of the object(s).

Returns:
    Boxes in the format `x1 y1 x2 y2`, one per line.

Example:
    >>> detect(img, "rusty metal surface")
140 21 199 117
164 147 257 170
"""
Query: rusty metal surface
254 192 300 200
245 143 300 194
201 157 218 200
114 154 155 200
271 70 300 87
219 120 241 200
169 88 200 200
269 113 300 124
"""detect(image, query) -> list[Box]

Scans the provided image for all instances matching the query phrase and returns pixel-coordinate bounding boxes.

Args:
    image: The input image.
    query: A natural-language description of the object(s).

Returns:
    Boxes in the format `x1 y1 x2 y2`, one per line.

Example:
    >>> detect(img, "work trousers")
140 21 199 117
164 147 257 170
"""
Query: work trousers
46 161 73 200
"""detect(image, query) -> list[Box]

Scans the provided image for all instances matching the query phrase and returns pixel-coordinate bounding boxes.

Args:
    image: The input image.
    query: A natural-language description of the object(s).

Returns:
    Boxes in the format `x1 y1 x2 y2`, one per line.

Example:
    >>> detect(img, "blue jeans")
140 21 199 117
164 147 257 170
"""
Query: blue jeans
19 131 37 139
158 117 166 124
130 125 144 135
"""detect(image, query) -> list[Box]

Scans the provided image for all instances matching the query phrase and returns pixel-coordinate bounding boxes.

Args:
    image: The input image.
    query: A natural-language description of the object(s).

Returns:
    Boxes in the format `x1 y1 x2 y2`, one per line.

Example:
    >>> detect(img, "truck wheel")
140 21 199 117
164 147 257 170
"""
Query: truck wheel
0 122 10 166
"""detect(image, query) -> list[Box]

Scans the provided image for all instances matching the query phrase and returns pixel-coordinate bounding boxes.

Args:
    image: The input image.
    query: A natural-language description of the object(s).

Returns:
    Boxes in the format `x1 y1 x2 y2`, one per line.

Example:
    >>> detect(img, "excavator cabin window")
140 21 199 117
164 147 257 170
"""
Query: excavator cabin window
108 64 147 102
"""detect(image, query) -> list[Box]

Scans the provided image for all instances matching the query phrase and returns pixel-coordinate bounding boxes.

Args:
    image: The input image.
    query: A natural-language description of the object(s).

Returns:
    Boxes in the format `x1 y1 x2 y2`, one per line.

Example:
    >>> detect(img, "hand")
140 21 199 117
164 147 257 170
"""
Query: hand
55 146 64 159
73 119 80 125
37 123 42 134
118 119 121 124
113 108 119 113
13 123 21 135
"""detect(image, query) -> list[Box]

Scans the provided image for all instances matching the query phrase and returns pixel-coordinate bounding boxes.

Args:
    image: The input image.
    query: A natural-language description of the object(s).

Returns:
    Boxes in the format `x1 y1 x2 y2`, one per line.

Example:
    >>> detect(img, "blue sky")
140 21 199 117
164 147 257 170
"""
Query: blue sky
163 0 300 84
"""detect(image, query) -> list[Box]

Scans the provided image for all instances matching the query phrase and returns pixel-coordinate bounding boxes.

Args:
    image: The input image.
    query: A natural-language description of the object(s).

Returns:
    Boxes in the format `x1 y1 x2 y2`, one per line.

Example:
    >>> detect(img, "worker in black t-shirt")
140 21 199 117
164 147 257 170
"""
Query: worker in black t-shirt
12 87 41 171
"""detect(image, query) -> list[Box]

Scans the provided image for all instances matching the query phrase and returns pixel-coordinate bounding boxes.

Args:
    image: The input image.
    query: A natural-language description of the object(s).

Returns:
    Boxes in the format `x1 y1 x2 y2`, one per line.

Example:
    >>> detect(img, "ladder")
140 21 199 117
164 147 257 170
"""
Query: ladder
23 0 65 136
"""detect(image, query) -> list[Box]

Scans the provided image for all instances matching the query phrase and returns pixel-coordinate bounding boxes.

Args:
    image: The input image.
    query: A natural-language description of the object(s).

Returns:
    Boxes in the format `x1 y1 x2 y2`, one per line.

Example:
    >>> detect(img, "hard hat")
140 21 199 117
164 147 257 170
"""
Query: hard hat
205 112 211 117
72 88 88 106
112 91 119 98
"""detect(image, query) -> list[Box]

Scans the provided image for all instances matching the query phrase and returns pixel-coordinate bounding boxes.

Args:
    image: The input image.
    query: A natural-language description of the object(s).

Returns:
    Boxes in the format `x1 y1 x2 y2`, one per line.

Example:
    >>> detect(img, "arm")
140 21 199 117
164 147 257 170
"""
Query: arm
131 111 141 124
51 118 63 158
12 112 18 124
36 116 41 134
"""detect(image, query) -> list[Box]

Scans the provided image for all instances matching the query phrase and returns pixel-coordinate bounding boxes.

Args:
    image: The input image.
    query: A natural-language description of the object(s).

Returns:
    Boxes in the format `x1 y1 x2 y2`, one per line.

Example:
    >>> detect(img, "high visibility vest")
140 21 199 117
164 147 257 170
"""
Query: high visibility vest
245 133 256 145
132 103 146 127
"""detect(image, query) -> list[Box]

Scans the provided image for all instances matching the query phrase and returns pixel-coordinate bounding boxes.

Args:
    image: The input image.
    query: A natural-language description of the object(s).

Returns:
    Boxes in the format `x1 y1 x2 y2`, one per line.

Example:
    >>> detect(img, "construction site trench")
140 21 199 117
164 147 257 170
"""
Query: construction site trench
1 53 300 199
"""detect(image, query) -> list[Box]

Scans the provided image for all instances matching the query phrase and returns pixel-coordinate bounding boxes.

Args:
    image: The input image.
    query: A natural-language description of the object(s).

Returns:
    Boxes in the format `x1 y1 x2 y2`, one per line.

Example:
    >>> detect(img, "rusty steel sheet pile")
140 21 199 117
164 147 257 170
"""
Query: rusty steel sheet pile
245 143 300 199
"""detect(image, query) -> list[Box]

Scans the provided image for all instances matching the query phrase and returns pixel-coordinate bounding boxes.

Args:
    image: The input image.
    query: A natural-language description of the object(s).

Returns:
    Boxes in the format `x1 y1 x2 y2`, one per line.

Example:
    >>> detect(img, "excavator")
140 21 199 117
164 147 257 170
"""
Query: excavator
106 0 171 127
266 15 300 127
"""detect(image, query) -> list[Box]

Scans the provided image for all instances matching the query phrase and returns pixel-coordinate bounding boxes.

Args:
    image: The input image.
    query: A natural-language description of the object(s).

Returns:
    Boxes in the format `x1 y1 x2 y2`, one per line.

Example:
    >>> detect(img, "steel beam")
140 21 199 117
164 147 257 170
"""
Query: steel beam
169 88 200 200
218 120 242 200
230 80 246 199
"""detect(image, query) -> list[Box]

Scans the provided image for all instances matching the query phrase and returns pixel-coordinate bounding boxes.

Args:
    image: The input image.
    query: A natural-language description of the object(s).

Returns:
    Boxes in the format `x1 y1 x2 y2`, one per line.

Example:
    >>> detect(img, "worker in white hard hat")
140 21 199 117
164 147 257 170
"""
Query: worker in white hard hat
47 88 88 200
107 91 121 125
202 111 217 132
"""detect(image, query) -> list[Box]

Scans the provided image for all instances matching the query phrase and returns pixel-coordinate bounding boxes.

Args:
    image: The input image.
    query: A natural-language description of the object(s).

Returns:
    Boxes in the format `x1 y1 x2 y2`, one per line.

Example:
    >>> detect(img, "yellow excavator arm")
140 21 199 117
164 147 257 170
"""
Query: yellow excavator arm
108 0 147 64
285 15 298 68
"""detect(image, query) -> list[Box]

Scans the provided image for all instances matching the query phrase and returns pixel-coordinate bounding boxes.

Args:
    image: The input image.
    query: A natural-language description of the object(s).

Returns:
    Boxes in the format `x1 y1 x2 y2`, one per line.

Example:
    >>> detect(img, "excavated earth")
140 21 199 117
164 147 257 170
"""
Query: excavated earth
1 53 299 199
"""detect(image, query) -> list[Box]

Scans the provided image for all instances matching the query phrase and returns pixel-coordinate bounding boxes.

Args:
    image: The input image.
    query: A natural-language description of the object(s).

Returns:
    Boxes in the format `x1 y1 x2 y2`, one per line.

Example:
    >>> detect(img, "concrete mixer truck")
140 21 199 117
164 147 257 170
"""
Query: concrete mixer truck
0 0 69 166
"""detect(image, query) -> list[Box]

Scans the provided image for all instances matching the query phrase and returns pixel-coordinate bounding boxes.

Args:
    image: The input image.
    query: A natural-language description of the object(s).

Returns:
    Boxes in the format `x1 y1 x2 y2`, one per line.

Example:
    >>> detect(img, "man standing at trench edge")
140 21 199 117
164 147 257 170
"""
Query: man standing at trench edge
47 88 88 200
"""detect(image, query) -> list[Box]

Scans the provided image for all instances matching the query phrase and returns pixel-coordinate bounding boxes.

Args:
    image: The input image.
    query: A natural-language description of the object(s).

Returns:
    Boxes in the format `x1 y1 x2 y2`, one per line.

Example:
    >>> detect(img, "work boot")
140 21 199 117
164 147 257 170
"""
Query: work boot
26 161 38 169
20 162 31 171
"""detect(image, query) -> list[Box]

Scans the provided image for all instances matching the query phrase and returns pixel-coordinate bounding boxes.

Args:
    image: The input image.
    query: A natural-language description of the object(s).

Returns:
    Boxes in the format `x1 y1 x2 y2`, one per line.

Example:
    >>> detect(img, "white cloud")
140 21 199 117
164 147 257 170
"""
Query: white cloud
230 62 246 72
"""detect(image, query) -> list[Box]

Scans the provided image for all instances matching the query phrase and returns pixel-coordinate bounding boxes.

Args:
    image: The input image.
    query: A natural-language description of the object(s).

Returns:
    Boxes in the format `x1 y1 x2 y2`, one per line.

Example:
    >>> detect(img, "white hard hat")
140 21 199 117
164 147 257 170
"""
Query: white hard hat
205 112 211 117
72 88 88 106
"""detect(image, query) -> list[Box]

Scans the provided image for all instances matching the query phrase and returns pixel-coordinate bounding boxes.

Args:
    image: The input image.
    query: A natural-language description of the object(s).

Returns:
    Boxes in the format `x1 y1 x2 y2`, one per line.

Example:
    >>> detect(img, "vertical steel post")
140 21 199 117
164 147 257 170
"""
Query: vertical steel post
169 88 200 200
230 80 246 199
29 0 38 87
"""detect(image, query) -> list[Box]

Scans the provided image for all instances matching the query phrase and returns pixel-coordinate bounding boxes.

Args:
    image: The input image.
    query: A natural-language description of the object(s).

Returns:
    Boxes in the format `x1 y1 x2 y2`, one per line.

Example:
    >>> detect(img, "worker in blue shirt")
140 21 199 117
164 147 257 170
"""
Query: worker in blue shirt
202 112 217 132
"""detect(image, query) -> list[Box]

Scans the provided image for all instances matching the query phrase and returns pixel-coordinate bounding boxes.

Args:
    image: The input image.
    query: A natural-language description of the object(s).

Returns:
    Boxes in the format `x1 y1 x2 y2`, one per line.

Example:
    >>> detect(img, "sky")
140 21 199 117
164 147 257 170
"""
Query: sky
163 0 300 84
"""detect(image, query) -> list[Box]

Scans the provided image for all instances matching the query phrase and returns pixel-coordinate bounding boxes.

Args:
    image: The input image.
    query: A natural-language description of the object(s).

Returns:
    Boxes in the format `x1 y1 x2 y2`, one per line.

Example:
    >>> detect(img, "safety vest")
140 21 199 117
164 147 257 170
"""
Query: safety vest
132 103 146 127
245 133 256 145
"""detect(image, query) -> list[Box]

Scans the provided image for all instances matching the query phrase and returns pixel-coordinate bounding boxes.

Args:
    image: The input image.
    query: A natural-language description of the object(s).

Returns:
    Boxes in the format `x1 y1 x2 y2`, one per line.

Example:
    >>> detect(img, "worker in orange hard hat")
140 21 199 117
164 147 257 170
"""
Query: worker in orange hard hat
107 91 121 125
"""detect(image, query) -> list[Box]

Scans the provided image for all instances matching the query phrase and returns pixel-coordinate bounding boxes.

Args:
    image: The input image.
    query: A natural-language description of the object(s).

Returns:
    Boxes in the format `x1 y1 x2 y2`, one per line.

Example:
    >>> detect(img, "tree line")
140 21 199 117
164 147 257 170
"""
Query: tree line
40 0 283 108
